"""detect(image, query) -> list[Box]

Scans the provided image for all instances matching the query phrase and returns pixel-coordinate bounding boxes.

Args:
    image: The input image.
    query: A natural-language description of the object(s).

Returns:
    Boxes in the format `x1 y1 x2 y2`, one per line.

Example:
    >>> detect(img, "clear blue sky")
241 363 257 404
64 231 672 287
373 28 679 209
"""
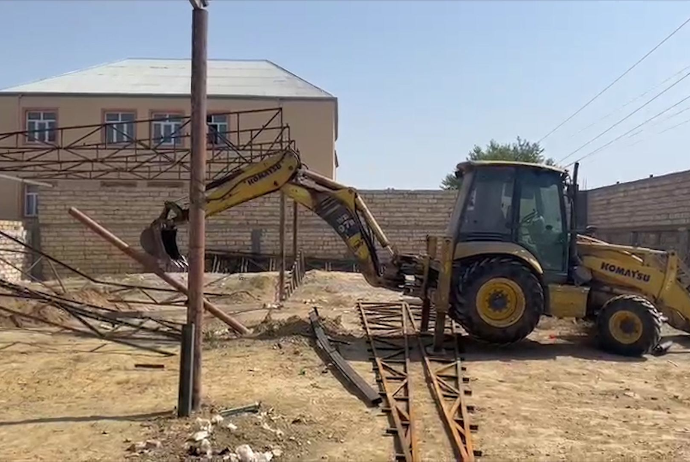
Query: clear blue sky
1 1 689 190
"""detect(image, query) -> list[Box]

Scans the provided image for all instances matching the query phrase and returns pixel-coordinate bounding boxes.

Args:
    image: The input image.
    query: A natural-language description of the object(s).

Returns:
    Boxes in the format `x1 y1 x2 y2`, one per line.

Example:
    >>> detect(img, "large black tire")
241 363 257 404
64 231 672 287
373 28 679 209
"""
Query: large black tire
450 257 544 344
596 295 662 356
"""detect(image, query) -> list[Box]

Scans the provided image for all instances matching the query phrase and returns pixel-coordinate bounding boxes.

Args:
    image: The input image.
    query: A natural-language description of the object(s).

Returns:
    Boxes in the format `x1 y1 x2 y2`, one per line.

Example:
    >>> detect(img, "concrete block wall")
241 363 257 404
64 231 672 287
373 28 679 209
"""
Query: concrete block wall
588 170 690 229
586 169 690 260
39 180 458 277
0 220 29 282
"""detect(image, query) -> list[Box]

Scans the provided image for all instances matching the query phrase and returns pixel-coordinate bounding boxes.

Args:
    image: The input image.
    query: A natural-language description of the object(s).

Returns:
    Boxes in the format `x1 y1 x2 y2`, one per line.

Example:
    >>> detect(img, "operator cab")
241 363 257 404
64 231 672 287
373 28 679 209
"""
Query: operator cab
448 161 570 283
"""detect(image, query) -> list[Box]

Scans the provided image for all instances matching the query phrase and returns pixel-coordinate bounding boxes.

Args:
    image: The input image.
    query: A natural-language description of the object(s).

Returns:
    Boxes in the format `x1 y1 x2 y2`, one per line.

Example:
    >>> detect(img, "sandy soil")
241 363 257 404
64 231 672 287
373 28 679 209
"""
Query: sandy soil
1 270 690 462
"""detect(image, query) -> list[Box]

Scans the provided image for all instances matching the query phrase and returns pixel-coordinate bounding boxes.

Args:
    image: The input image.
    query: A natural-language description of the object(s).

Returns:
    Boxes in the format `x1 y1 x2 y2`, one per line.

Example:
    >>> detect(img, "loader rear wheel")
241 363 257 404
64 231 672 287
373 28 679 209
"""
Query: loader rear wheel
450 257 544 344
597 295 662 356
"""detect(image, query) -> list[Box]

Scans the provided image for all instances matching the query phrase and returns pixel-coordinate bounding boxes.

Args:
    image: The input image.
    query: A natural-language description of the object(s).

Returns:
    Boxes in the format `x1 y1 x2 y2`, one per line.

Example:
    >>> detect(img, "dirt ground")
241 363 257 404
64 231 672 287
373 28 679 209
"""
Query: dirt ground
1 270 690 462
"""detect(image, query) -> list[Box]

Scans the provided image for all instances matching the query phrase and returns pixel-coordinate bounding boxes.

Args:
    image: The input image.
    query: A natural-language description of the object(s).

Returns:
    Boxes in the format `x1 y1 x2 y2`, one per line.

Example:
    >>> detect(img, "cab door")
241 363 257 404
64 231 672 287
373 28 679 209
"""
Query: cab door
515 168 569 283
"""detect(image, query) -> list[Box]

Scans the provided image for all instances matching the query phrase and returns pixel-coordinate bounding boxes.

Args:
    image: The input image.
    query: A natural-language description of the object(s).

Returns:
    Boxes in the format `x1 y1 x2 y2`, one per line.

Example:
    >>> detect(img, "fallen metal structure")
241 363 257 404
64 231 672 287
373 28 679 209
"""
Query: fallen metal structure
359 301 479 462
359 301 418 462
0 226 250 355
0 279 180 356
309 307 381 406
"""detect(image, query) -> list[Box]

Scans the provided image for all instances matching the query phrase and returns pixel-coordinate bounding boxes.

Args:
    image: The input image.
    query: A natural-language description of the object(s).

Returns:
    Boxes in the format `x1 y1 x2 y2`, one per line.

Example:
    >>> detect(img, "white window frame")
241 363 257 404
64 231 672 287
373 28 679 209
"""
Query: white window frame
151 113 184 146
24 185 39 218
26 111 57 143
104 112 136 144
207 114 229 145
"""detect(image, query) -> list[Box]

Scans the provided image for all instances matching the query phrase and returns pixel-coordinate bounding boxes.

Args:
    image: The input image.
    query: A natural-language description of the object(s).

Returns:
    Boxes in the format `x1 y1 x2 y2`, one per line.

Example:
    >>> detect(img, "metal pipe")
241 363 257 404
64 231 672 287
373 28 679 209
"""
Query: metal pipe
177 323 194 417
67 207 249 336
292 200 299 259
189 4 209 412
279 191 287 301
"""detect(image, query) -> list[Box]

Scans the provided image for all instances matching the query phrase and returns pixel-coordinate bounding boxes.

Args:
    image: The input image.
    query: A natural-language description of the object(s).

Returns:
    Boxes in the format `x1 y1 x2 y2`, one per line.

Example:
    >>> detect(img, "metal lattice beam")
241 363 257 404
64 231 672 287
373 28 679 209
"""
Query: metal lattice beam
0 108 296 180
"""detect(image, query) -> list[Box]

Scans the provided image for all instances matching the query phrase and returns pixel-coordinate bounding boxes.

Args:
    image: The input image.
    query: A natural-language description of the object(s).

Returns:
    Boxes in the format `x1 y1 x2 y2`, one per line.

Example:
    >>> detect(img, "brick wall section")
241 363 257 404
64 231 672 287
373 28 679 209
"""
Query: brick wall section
0 220 29 282
39 181 458 277
587 170 690 229
586 169 690 259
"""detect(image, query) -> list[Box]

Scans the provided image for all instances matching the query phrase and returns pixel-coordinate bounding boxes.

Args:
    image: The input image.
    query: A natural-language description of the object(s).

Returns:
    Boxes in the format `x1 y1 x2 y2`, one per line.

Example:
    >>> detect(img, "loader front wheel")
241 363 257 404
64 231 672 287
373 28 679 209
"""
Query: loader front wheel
451 257 543 344
597 295 662 356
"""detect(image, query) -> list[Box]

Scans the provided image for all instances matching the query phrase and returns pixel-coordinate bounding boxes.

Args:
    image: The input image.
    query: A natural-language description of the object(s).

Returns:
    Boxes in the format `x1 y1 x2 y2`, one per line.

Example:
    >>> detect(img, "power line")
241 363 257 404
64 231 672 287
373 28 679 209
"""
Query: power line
538 15 690 144
565 92 690 167
564 63 690 140
658 116 690 134
557 68 690 164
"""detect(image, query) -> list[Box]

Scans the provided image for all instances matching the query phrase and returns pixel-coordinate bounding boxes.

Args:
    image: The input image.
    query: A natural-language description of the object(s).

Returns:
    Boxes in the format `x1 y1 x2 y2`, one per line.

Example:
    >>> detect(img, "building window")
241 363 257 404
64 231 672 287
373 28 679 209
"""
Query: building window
207 114 229 145
24 185 39 217
151 113 183 146
26 111 57 143
104 112 136 144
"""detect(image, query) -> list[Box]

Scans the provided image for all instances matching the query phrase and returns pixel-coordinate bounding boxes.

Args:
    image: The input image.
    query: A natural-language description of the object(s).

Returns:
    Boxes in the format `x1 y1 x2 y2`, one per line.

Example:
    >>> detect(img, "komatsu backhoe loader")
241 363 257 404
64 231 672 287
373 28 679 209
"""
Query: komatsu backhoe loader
140 148 690 356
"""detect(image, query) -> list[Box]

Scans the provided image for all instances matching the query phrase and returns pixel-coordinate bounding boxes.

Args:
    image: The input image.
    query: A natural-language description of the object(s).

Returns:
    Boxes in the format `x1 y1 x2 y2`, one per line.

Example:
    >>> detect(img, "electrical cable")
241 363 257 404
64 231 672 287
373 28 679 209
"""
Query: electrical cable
564 92 690 167
564 63 690 140
556 69 690 165
538 16 690 143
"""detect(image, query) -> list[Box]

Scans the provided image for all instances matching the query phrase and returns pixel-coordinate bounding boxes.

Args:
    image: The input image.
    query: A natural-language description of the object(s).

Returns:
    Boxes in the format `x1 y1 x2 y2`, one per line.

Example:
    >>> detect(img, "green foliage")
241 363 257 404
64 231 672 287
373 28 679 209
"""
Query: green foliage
441 137 555 190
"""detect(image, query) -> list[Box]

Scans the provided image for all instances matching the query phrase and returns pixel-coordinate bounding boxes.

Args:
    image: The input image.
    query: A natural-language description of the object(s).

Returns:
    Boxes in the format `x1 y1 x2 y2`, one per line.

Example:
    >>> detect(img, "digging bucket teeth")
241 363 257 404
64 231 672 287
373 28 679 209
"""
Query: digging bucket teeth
140 220 187 268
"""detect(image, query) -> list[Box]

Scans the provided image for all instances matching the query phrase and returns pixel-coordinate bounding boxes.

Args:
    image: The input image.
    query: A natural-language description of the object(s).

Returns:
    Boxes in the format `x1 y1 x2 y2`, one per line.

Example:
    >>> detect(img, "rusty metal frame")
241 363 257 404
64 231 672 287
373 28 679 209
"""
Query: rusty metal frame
359 301 418 462
406 303 479 461
0 108 295 180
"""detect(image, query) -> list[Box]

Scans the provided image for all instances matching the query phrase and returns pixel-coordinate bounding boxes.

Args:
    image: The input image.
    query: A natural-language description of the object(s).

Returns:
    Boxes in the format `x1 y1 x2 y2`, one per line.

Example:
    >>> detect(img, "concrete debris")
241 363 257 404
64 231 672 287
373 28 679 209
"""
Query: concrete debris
257 451 274 462
195 417 214 432
126 442 147 452
236 444 255 462
189 430 211 442
261 422 284 438
226 422 238 431
144 440 162 450
272 448 283 458
200 439 213 457
211 414 225 425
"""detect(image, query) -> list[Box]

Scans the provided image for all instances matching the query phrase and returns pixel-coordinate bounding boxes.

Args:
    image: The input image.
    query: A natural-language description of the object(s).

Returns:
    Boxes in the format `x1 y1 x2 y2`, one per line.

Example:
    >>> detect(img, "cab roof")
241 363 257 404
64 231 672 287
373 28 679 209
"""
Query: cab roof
455 160 566 175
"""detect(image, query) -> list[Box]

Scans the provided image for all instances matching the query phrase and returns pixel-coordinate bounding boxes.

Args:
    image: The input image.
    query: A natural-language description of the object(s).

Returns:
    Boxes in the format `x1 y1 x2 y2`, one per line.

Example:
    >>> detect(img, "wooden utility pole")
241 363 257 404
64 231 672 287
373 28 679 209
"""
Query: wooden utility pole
188 0 208 411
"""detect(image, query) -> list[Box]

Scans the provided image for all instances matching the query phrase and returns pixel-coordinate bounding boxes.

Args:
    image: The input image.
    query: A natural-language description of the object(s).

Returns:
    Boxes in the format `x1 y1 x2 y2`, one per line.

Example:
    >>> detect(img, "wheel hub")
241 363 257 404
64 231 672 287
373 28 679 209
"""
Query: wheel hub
476 278 526 328
608 310 643 344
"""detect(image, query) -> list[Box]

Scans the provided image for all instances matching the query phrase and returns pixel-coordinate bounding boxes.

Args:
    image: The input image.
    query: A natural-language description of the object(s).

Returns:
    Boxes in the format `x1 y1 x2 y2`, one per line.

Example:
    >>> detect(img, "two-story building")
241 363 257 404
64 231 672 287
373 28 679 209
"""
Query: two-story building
0 58 339 221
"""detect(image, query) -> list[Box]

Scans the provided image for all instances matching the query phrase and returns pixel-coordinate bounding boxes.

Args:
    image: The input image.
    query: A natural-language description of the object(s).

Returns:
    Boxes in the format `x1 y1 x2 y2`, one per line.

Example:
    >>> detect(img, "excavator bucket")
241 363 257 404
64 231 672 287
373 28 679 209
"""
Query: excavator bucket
140 220 187 268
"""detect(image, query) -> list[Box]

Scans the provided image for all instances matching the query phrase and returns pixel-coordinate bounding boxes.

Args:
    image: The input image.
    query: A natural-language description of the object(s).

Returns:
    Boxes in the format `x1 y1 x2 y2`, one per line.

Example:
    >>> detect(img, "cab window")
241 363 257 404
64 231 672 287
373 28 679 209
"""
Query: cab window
460 167 515 240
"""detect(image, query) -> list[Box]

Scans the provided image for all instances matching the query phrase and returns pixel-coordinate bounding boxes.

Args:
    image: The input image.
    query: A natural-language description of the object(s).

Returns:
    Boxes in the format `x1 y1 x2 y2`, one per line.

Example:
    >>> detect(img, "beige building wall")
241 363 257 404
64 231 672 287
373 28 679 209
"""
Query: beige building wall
0 94 337 220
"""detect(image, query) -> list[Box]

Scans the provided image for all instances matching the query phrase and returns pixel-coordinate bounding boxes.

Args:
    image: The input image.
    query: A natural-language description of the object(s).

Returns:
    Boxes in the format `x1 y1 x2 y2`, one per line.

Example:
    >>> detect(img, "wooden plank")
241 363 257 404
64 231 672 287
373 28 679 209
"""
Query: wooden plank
309 308 382 406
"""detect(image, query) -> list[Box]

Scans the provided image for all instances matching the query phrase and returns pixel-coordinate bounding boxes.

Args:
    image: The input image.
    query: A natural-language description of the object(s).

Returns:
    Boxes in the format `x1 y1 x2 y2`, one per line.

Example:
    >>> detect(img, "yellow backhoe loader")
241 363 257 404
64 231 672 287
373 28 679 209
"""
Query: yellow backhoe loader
140 148 690 356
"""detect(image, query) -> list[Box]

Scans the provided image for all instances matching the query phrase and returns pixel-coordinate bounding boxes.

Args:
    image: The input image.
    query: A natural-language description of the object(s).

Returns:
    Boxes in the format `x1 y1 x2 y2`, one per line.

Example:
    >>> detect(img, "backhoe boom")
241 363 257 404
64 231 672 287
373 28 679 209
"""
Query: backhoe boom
140 150 425 293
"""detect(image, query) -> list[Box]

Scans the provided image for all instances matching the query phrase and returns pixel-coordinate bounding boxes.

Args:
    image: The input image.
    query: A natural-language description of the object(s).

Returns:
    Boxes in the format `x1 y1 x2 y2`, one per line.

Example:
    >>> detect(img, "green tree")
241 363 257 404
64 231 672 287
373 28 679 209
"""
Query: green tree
441 137 555 190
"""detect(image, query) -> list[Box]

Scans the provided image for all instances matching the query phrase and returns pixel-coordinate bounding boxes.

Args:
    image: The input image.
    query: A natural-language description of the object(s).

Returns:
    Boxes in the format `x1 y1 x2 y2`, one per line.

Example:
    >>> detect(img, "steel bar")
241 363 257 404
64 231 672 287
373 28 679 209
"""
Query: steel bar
292 200 299 259
178 323 195 417
309 308 381 406
420 235 438 332
278 191 287 301
359 302 418 462
67 207 250 335
0 304 174 356
188 2 209 411
405 303 478 461
433 237 454 351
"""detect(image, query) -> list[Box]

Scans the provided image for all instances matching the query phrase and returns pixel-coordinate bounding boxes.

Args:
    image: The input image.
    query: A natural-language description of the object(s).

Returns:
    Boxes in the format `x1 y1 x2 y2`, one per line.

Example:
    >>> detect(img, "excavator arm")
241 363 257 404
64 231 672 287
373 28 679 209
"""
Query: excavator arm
140 149 423 292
